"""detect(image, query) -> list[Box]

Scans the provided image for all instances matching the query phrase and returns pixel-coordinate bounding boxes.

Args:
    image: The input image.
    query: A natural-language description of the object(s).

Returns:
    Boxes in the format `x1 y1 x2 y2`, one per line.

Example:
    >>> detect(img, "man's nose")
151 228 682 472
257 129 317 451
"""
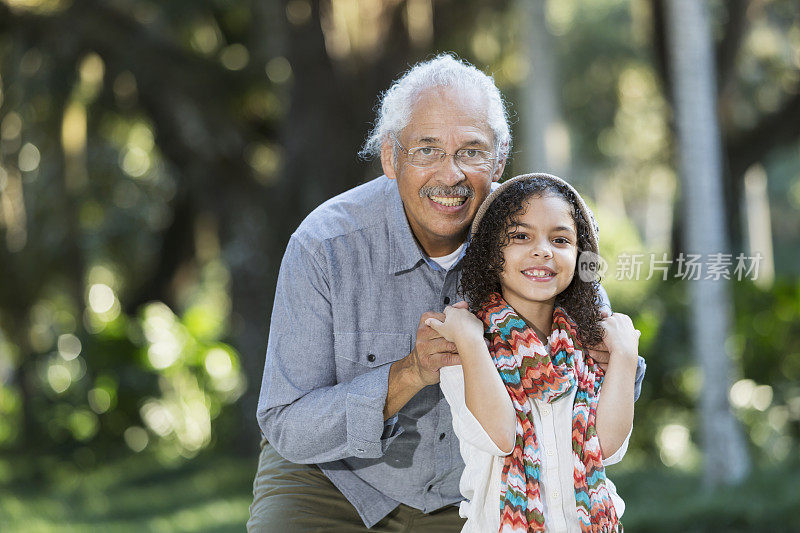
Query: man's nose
437 155 466 185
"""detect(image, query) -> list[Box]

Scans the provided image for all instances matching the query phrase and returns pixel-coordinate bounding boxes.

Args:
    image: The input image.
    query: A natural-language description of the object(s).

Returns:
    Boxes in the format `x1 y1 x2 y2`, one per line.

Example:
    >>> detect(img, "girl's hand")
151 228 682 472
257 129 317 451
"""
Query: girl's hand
598 312 640 363
425 302 484 346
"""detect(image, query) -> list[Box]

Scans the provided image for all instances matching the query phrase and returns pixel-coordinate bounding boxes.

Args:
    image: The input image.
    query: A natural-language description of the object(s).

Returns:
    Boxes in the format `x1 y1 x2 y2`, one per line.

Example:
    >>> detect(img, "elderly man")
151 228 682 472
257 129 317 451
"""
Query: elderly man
248 55 644 532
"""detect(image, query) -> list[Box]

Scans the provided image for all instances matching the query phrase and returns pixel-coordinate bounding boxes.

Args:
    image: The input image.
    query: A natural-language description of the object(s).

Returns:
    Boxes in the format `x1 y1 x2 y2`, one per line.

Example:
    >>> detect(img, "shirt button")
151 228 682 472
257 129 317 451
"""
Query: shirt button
427 485 433 492
546 449 554 457
541 407 550 416
552 490 559 499
367 354 376 362
443 296 450 305
439 432 446 440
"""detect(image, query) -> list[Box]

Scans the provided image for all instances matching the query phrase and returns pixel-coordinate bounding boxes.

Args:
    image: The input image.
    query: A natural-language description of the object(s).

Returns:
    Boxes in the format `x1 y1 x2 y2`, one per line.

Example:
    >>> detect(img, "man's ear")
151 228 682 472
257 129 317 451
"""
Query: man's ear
381 140 397 180
492 158 506 182
491 141 508 182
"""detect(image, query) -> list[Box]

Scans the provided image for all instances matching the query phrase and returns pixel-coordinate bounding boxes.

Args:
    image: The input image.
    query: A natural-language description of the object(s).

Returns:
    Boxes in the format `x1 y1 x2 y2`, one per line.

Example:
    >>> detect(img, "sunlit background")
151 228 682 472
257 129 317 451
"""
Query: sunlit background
0 0 798 530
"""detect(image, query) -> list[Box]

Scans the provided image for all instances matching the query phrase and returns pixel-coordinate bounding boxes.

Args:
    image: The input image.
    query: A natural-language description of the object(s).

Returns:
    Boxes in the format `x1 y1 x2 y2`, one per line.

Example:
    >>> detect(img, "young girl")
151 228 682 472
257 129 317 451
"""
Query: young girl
430 173 640 533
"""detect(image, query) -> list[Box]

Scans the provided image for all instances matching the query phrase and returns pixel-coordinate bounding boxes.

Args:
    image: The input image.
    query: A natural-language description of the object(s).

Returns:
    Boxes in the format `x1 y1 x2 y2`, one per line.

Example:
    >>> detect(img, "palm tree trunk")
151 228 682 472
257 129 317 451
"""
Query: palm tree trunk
519 0 570 176
665 0 750 486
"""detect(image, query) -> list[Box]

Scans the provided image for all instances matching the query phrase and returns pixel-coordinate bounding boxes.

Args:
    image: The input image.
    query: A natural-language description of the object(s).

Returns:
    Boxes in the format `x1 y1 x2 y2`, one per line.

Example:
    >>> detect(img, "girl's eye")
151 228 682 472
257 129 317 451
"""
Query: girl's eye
510 233 528 241
553 237 570 244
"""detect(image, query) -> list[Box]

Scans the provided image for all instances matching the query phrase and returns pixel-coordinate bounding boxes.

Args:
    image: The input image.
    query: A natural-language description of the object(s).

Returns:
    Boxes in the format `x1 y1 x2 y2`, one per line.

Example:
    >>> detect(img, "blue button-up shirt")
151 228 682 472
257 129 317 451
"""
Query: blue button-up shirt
257 175 645 528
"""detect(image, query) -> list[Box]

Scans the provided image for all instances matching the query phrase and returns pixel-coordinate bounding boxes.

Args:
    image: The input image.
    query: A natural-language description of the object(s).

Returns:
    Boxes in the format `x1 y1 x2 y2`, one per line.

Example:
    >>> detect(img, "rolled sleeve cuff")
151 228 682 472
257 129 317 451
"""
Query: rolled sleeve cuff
454 402 511 456
345 363 404 458
601 426 631 467
440 365 510 456
633 355 646 401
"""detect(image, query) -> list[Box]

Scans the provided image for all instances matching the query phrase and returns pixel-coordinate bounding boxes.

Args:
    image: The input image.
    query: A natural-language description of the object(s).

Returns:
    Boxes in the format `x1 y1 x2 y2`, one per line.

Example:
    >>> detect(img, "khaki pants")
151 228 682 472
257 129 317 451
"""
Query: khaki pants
247 440 465 532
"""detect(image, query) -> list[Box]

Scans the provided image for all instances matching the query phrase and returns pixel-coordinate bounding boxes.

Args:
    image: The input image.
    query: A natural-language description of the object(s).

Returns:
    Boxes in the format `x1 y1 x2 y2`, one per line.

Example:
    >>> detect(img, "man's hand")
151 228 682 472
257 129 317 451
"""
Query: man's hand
425 303 484 347
409 311 461 387
598 312 640 363
587 307 612 370
384 310 461 419
589 308 641 371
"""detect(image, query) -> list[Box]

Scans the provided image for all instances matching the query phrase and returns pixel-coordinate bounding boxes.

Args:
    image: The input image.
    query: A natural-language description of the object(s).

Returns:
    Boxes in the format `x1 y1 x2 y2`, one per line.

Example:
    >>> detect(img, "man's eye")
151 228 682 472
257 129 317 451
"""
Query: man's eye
418 147 434 155
463 149 478 158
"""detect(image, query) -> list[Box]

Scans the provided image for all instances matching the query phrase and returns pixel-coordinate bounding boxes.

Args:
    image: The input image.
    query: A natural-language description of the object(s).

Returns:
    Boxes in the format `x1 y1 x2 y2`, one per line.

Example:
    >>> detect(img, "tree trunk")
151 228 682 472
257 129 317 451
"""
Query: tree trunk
664 0 750 486
519 0 569 176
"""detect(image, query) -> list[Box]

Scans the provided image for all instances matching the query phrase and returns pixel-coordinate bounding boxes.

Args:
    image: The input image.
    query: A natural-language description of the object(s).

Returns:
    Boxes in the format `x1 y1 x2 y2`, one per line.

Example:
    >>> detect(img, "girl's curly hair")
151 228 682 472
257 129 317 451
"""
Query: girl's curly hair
460 177 604 347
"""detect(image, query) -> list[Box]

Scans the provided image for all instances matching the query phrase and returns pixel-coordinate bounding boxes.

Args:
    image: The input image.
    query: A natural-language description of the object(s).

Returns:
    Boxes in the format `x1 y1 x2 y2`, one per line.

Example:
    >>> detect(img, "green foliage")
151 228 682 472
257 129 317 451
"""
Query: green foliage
0 259 244 461
1 451 797 532
614 462 800 532
0 0 798 507
613 276 800 470
0 452 254 532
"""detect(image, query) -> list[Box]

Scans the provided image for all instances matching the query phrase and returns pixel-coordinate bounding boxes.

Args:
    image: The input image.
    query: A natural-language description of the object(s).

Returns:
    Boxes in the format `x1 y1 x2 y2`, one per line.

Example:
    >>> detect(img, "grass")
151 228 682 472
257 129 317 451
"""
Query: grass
614 462 800 532
1 452 798 532
0 452 256 532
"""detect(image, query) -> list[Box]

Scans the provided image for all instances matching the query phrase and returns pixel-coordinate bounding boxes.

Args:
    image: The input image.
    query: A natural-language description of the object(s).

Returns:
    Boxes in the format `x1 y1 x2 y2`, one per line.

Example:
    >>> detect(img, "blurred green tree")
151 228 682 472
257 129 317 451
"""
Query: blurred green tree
0 0 797 475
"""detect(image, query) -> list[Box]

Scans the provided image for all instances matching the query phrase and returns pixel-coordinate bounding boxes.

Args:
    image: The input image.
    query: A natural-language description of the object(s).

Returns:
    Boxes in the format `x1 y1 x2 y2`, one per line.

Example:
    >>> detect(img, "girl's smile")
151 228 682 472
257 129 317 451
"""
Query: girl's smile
520 266 557 281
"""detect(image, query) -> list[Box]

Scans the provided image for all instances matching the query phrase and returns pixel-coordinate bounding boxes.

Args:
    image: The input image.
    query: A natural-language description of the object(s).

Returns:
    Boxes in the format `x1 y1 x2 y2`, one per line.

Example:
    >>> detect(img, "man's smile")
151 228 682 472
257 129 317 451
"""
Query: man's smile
428 195 468 207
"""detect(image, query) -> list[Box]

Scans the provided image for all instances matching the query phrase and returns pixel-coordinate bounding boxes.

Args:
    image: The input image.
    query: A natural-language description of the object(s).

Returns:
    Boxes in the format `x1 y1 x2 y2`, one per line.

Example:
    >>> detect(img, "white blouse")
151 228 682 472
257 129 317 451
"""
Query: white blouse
440 364 629 533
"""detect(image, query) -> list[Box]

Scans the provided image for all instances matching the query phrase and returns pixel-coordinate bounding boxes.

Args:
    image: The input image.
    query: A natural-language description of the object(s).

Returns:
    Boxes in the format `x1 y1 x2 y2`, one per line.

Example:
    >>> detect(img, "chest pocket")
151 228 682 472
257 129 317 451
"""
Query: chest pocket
334 332 412 381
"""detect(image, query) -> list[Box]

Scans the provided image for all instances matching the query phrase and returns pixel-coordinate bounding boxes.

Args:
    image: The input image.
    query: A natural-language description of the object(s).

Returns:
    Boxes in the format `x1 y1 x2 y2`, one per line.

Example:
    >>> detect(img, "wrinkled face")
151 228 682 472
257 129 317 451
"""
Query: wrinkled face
381 87 505 257
499 194 578 318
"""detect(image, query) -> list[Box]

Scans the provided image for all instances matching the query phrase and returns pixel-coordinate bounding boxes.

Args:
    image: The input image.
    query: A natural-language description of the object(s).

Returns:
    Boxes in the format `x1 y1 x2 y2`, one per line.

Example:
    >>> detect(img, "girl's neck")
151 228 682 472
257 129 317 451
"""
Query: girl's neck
501 291 555 342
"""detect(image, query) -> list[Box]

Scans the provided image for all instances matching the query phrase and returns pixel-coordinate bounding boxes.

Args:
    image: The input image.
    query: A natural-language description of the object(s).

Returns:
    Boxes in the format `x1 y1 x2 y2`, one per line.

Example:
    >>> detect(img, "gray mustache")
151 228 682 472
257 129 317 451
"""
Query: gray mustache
419 184 475 198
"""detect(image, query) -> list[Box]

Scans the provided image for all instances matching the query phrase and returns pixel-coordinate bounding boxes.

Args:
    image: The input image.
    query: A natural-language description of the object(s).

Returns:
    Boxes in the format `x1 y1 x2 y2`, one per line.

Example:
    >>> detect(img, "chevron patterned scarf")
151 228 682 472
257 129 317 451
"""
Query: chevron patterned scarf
476 292 620 533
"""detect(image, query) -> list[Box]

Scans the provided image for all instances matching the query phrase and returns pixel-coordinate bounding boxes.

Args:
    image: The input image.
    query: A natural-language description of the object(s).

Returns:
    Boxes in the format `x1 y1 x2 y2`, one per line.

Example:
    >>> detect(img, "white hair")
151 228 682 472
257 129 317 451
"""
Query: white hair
360 53 511 160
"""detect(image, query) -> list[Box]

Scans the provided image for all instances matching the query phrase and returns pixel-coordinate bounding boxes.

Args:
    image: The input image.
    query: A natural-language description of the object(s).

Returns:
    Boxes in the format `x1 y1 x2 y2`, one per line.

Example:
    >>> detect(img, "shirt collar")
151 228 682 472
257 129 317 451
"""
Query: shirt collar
423 237 469 272
385 177 469 274
387 179 427 274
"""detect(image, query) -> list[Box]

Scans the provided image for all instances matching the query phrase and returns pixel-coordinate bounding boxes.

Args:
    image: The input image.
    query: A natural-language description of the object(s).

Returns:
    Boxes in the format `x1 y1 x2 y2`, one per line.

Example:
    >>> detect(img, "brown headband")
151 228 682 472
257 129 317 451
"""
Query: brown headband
470 172 600 254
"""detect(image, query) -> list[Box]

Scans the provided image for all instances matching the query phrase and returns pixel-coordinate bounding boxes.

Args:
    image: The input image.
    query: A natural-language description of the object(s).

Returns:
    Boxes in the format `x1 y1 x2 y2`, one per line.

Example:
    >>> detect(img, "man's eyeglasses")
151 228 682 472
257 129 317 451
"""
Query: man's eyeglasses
392 133 495 172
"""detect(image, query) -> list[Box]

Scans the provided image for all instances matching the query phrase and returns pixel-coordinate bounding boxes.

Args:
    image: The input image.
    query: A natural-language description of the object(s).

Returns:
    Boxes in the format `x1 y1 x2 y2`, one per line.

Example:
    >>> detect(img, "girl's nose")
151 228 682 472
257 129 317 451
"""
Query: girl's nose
530 242 553 258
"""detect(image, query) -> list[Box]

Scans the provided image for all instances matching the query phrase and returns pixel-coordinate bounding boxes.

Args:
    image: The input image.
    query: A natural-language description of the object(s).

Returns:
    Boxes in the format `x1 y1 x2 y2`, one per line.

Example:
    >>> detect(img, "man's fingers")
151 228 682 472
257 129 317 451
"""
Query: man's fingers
418 312 447 340
587 349 610 364
599 306 612 319
420 311 446 323
437 353 462 367
425 318 444 331
428 338 457 354
587 340 608 352
451 300 469 309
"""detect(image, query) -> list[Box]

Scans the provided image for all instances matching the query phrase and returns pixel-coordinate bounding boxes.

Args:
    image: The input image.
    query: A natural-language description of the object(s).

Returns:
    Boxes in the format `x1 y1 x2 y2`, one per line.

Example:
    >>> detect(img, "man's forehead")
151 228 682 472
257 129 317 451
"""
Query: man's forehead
400 86 494 145
411 86 488 118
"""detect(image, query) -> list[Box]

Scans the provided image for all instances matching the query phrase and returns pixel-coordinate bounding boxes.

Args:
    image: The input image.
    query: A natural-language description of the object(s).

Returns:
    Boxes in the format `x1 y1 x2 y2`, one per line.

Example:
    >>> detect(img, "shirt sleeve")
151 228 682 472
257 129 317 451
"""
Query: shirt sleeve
633 356 646 401
439 365 512 456
596 283 612 311
256 236 403 464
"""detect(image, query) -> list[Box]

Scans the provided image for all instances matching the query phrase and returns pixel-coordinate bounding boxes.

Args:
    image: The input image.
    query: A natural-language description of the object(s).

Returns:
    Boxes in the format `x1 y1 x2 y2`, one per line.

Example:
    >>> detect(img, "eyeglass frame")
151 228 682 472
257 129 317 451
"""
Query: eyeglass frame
390 132 497 172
